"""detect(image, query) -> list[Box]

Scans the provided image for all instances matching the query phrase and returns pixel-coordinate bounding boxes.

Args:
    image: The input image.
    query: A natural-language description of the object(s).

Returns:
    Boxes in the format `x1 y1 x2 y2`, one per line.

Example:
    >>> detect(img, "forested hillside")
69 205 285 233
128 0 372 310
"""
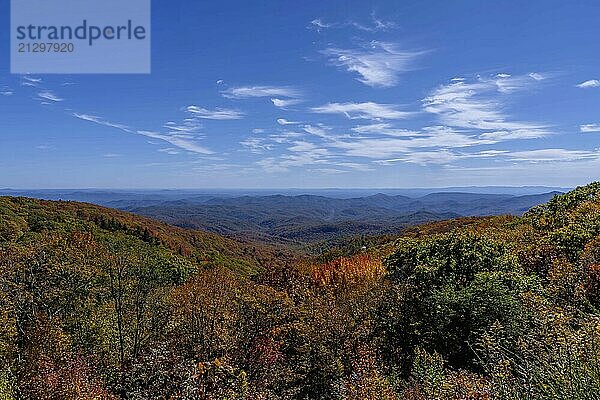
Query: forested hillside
130 192 558 245
1 183 600 399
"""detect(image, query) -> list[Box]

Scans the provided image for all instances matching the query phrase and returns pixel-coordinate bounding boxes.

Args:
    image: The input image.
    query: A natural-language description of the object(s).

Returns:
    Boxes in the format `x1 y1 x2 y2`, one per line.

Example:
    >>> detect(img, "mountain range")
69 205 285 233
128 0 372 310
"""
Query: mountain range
130 191 561 244
0 189 562 245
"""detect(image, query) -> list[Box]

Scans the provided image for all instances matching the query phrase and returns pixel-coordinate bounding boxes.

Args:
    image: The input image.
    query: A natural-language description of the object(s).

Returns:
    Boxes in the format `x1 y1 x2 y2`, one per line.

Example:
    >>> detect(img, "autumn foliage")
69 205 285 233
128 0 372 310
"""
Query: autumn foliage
2 183 600 398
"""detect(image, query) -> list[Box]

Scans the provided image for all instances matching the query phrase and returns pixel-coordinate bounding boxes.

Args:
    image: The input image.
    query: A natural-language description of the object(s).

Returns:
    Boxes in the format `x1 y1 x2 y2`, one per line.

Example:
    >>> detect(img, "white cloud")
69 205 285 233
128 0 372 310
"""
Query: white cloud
351 123 418 137
377 150 463 166
576 79 600 88
37 91 63 102
253 139 334 173
0 90 13 96
309 14 396 33
329 126 488 158
506 149 600 162
21 77 42 87
309 18 335 30
72 113 132 132
529 72 546 81
581 124 600 133
271 98 302 108
138 130 213 155
164 119 203 135
423 76 551 140
288 140 329 155
240 137 274 153
369 14 397 31
74 112 212 155
277 118 300 125
321 41 426 87
222 85 302 99
157 148 180 155
311 102 414 120
493 73 542 93
303 124 335 139
479 129 548 141
186 106 244 120
269 131 304 143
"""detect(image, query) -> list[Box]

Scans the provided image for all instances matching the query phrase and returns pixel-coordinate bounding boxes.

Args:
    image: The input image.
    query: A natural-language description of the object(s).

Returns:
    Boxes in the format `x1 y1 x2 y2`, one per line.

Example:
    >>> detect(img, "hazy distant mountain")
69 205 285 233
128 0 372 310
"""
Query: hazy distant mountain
0 188 561 244
128 191 560 244
0 186 569 202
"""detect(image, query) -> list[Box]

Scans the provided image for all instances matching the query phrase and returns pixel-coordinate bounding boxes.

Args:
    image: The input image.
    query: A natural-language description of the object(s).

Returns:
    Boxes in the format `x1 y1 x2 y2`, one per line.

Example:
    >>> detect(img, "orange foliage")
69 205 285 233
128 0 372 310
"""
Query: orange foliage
310 254 385 287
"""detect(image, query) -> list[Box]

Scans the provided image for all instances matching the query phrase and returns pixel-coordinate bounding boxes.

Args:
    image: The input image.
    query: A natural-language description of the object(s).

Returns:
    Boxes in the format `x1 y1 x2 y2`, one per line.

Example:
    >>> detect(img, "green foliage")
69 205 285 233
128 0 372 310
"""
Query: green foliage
382 233 535 368
478 314 600 399
410 347 446 398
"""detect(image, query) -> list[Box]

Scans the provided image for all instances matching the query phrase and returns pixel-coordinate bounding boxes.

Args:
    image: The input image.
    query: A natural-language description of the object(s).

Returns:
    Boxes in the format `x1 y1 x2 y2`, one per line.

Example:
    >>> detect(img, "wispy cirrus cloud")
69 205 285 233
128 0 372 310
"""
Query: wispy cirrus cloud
271 98 302 108
309 18 335 31
376 149 466 166
328 126 491 158
164 119 203 135
137 130 213 154
186 106 245 120
493 72 548 93
240 72 558 171
254 128 489 172
240 137 274 154
222 85 303 108
37 91 63 102
311 102 414 120
257 143 331 173
506 148 600 162
72 112 213 155
423 74 551 140
72 113 133 132
375 147 600 166
157 148 180 155
321 41 426 87
351 123 417 137
302 124 336 139
222 85 301 98
576 79 600 88
309 14 396 33
22 76 42 87
277 118 300 125
581 124 600 133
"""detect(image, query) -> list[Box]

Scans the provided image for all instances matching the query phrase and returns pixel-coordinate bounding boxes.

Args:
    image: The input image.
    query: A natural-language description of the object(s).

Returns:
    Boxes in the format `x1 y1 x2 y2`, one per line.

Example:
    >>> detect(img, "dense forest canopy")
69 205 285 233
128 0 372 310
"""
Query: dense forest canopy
1 183 600 399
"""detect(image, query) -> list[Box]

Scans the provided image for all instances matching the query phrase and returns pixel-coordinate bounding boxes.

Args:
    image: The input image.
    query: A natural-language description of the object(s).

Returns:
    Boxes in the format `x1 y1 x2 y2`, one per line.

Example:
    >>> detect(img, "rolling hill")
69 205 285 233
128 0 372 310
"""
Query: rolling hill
129 191 560 244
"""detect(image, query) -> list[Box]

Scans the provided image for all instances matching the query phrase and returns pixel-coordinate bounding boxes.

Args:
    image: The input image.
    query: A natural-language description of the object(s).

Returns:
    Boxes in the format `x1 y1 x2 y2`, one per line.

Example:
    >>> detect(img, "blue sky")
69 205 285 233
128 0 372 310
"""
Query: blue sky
1 0 600 188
